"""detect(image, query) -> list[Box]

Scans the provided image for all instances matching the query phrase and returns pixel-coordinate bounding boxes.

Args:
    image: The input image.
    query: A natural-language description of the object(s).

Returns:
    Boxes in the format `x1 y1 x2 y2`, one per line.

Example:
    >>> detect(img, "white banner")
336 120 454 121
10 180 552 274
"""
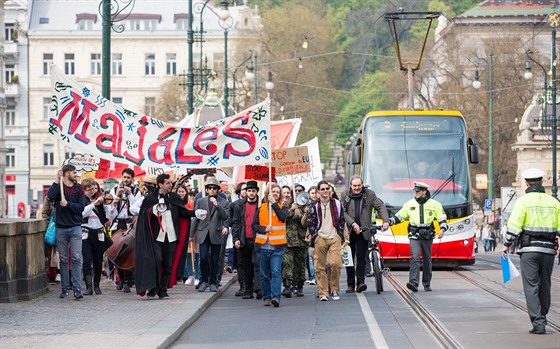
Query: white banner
49 65 271 169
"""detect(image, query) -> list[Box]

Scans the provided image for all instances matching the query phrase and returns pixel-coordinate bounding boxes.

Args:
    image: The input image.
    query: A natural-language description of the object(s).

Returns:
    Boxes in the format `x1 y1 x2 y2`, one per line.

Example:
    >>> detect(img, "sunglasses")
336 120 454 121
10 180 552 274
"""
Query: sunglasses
207 186 219 191
295 189 303 193
319 187 330 191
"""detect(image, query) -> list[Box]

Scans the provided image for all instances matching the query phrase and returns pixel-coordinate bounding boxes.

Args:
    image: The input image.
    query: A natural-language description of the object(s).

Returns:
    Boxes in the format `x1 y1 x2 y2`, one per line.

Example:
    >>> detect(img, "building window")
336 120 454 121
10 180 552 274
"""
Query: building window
43 97 52 120
44 144 55 166
176 19 187 30
145 97 156 116
43 53 53 75
130 20 141 30
78 19 93 30
5 23 15 42
6 106 16 126
64 54 76 75
6 148 16 168
5 64 15 83
212 52 224 72
166 53 177 75
91 53 101 75
112 97 123 105
144 20 157 31
112 53 123 76
145 53 156 75
65 147 75 160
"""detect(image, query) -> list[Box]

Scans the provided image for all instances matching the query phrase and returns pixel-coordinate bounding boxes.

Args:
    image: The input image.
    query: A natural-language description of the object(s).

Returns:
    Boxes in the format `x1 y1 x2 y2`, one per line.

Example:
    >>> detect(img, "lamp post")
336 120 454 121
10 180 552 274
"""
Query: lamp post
231 50 254 112
473 50 494 202
524 17 558 199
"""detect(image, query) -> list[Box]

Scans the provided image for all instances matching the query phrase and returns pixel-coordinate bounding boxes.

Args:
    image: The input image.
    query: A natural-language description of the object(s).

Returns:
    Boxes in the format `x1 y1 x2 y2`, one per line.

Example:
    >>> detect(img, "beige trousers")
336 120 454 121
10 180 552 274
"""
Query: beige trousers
313 235 342 296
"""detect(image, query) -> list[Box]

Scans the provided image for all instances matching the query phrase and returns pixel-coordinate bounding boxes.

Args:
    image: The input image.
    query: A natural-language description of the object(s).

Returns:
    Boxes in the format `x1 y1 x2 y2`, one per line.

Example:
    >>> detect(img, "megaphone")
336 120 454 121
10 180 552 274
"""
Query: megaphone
296 191 310 206
156 197 167 213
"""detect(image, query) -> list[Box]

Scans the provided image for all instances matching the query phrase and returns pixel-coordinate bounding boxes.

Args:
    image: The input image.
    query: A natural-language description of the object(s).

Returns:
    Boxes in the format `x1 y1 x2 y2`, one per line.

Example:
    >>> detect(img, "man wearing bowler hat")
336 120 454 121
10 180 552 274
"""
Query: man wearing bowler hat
502 168 560 334
389 181 447 292
232 180 262 299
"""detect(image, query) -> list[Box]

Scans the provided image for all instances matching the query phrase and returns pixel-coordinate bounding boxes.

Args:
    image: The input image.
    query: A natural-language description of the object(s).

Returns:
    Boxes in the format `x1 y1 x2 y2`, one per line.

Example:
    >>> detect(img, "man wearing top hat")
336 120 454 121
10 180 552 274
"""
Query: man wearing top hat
389 181 447 292
501 168 560 334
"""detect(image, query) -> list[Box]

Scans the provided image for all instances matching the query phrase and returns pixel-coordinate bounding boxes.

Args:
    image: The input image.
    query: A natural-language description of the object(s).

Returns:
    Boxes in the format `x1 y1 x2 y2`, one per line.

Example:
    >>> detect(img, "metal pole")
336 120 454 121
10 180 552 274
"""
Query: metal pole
187 0 194 116
101 0 111 99
551 27 557 198
224 29 229 117
254 52 258 105
407 64 414 109
488 50 494 201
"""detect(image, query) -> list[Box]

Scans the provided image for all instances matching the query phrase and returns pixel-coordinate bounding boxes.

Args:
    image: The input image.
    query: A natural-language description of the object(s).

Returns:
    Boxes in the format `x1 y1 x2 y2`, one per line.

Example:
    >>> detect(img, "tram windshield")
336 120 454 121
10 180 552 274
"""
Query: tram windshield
362 115 471 208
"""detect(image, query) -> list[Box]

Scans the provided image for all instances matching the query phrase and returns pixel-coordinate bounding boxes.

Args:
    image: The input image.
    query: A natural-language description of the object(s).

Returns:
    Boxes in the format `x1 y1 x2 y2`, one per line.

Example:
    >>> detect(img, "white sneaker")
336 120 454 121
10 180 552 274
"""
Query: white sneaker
320 296 329 301
194 279 200 286
309 279 316 285
55 274 61 283
184 276 195 285
331 291 340 301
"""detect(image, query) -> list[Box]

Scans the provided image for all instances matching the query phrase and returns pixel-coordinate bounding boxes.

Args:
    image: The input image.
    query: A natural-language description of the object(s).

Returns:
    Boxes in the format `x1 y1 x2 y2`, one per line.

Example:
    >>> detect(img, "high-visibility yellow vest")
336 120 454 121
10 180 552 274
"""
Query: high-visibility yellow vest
255 202 287 245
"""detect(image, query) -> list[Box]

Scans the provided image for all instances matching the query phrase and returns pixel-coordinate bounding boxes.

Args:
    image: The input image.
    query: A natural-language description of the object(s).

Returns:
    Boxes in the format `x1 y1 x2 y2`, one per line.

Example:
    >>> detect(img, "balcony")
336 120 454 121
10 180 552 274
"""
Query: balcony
3 42 19 60
5 83 19 96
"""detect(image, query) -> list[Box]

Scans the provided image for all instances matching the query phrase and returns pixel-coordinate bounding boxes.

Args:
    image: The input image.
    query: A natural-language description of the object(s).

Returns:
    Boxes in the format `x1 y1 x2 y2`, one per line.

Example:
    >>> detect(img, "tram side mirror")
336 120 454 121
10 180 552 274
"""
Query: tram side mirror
468 138 479 164
351 145 361 165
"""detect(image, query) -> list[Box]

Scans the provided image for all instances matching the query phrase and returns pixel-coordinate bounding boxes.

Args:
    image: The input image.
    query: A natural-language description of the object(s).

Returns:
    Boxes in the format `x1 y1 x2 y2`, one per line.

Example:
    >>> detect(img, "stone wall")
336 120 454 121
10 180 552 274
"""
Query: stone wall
0 219 48 302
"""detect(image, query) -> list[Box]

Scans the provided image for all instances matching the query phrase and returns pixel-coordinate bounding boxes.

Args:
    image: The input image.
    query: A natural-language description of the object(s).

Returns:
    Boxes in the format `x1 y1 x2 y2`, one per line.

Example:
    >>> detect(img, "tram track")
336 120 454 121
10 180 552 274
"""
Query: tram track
384 272 463 349
452 270 560 333
475 254 560 283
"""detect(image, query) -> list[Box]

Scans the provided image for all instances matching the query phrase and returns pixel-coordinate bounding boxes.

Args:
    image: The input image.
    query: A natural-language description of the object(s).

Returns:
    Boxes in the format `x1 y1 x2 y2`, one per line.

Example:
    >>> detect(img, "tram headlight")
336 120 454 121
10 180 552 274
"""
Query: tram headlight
457 224 465 231
464 218 471 225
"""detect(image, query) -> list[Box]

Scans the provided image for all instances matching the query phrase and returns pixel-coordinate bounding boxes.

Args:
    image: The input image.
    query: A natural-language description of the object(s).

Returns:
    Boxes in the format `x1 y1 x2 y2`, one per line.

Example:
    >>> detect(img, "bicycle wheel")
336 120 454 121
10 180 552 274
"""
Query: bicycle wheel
372 250 383 294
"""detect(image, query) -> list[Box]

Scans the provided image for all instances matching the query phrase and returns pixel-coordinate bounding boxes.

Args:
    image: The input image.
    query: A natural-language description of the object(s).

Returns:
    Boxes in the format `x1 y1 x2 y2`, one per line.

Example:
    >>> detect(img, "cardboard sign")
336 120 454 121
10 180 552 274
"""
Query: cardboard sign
272 146 310 176
245 165 276 182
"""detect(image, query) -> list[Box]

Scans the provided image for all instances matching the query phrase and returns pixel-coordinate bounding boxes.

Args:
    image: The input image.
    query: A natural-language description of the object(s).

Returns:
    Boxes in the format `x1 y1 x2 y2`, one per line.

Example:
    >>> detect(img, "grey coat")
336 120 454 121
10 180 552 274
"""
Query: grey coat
342 188 389 241
191 195 230 245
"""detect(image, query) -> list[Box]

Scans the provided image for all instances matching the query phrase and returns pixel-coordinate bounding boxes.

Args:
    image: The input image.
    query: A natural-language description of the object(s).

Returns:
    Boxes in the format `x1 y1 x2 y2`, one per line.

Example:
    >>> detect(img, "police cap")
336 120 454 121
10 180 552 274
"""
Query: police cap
522 168 545 181
413 181 429 192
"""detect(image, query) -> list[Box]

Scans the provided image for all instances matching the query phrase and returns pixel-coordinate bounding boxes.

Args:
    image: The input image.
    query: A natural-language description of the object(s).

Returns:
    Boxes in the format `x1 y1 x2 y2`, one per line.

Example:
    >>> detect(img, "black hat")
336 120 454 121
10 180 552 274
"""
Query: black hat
188 188 197 196
245 180 259 191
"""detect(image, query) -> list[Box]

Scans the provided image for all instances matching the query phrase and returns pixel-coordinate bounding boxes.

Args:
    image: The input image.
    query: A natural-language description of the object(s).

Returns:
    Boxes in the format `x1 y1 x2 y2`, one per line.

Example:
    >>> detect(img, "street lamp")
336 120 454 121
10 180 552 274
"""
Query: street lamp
230 50 254 111
472 49 494 202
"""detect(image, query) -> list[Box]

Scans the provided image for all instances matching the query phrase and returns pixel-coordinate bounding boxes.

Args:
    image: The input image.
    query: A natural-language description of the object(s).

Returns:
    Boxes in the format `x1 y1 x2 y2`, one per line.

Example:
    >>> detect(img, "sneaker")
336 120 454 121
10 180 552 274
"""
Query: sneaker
406 282 418 292
320 296 329 301
308 279 317 285
198 282 208 292
226 266 233 273
263 299 272 306
185 276 195 286
55 274 61 283
59 290 69 299
356 283 367 293
242 293 254 299
424 285 432 292
209 284 218 292
331 291 340 301
271 298 280 307
147 289 157 299
194 279 200 286
345 286 355 293
74 289 83 299
235 289 244 297
255 290 263 300
94 286 102 295
158 291 170 299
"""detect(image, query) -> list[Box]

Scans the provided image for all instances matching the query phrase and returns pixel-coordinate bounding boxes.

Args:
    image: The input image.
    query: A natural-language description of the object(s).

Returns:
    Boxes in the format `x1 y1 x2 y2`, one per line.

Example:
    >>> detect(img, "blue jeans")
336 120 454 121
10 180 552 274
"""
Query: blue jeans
257 247 284 301
184 252 200 279
56 225 83 292
307 247 315 280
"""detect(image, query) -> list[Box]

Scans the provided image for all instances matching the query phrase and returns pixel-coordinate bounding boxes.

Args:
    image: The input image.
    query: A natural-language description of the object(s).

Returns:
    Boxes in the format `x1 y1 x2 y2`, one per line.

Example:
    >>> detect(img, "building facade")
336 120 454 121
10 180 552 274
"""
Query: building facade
26 0 260 204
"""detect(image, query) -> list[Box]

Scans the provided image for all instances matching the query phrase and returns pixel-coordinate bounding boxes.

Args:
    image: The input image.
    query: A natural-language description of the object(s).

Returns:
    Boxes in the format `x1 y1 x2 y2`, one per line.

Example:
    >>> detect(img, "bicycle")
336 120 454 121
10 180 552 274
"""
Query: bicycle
363 225 385 294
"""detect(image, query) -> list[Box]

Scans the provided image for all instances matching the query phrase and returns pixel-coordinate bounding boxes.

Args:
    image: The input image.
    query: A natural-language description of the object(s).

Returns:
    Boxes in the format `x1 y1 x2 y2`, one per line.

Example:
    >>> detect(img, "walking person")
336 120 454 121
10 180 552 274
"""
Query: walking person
501 168 560 334
232 180 262 299
281 183 309 298
47 164 87 299
304 186 317 285
191 177 230 293
389 182 447 292
81 178 116 295
307 180 347 301
252 183 288 307
342 176 389 293
230 182 247 296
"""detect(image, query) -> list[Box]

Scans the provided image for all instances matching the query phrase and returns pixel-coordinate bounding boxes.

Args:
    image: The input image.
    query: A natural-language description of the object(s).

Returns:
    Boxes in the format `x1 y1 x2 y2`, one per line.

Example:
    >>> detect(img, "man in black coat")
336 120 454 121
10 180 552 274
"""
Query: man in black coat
135 173 196 299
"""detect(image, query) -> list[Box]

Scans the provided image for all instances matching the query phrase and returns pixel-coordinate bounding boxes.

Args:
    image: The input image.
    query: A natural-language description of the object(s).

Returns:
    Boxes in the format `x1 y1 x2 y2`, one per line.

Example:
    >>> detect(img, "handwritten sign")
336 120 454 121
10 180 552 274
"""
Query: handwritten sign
272 146 310 176
245 165 276 182
63 153 99 174
49 65 271 169
276 138 322 188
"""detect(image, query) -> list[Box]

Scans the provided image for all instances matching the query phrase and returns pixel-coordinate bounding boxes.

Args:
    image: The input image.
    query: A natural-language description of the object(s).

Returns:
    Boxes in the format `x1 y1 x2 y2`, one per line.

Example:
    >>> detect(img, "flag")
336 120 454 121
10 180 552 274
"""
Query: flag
501 252 520 283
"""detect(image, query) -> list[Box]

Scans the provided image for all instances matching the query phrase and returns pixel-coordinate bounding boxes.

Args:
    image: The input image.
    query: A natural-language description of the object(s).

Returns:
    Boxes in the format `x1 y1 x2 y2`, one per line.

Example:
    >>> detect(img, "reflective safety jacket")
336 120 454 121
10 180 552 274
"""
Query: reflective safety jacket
394 194 447 240
505 186 560 255
254 202 287 246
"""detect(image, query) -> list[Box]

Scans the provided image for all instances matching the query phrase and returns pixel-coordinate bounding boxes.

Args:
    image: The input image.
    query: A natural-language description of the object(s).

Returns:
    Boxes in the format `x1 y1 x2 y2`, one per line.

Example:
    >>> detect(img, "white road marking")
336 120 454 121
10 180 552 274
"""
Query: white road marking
357 292 389 349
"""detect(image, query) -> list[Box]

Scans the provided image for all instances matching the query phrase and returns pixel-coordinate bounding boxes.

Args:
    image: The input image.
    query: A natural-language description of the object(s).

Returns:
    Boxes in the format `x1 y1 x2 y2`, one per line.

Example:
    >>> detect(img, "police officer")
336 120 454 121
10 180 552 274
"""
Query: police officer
501 168 560 335
389 181 447 292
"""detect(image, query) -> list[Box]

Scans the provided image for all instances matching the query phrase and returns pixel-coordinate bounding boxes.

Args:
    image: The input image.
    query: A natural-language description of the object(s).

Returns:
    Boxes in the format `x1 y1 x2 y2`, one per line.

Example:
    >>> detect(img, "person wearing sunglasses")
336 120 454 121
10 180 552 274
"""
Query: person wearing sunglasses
191 177 230 293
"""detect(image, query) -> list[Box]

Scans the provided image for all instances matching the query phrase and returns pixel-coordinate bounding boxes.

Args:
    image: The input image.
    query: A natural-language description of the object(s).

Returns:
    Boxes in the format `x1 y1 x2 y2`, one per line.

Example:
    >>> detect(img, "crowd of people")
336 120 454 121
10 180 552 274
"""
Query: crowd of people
40 165 559 334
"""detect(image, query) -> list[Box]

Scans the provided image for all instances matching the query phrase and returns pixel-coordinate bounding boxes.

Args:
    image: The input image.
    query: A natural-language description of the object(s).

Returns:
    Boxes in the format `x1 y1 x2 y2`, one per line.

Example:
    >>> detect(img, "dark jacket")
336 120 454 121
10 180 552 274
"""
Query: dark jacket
47 182 86 228
342 188 389 241
231 197 260 247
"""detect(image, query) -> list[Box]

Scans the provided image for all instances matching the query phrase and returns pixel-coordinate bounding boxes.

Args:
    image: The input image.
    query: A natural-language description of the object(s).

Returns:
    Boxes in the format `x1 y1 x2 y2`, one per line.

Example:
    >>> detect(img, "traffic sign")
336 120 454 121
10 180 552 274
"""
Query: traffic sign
484 199 493 210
